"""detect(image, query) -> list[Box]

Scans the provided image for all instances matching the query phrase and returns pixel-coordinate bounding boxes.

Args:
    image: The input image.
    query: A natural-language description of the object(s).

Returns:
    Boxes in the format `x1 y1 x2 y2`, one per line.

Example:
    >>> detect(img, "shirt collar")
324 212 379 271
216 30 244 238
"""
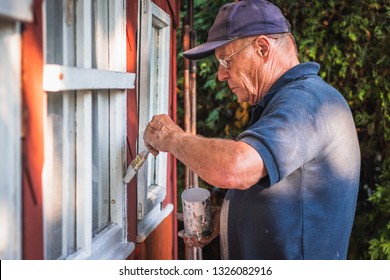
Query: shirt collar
250 62 320 124
256 62 320 108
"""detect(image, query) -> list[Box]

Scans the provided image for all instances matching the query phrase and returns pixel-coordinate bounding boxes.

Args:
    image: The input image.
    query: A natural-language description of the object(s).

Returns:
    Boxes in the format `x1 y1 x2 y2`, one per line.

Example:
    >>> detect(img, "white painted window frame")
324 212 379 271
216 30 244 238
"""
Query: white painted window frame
0 0 33 22
42 0 134 260
43 65 134 92
136 0 173 243
0 0 33 260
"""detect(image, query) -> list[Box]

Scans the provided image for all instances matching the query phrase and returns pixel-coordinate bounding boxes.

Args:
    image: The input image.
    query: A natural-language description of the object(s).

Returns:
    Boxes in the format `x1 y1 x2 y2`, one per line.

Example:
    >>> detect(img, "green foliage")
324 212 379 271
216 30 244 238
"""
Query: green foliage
177 0 390 259
366 159 390 260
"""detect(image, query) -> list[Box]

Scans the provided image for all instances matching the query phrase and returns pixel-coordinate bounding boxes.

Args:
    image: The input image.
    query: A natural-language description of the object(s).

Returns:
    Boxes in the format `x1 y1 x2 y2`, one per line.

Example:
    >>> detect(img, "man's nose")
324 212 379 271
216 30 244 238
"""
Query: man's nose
217 65 230 81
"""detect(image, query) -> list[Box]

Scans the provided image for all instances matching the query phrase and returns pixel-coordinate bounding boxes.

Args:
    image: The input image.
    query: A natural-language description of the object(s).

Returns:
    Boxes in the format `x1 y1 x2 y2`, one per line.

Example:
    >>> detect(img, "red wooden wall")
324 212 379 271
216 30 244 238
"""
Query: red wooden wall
21 0 44 260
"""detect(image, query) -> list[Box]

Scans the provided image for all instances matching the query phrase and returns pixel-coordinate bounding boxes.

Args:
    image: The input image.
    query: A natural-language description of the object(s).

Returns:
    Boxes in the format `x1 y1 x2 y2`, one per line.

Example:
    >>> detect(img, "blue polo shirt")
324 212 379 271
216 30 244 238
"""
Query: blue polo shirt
220 62 360 259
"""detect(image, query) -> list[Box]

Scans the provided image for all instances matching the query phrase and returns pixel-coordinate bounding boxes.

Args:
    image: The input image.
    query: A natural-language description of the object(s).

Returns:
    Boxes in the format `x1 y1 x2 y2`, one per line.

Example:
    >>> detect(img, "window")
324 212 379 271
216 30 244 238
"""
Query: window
136 0 173 242
0 0 33 260
42 0 135 259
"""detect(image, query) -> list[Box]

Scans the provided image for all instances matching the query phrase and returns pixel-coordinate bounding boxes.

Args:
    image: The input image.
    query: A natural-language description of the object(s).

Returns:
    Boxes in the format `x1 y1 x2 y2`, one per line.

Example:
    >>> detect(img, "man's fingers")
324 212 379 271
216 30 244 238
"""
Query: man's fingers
178 231 201 248
145 144 159 157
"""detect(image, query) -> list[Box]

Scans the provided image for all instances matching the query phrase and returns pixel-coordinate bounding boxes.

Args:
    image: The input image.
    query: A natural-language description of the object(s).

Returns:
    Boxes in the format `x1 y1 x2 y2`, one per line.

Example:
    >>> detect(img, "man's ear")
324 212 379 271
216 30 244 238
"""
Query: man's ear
254 36 271 60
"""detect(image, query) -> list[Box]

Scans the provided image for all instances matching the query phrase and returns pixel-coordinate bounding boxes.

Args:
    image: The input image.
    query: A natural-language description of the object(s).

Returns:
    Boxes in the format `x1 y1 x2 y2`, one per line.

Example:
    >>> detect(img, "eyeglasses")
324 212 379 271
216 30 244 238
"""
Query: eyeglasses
218 39 256 69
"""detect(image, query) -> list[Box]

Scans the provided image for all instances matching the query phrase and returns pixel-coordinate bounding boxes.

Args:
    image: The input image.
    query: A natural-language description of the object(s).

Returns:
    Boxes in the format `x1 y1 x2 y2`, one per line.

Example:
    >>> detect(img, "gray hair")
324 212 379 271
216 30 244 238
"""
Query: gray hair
266 33 299 58
240 33 298 58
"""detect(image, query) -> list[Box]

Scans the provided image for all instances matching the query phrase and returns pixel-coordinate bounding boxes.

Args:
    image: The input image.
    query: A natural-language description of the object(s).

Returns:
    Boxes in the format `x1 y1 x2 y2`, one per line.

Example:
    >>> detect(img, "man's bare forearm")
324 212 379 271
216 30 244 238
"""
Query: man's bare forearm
144 114 266 189
169 132 266 189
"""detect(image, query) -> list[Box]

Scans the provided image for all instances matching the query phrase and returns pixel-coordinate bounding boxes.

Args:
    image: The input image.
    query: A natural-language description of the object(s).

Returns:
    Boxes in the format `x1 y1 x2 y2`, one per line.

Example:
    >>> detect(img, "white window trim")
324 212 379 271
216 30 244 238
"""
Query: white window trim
136 0 173 243
42 0 134 260
69 224 135 260
0 0 32 260
136 204 174 243
43 64 135 92
0 0 33 22
0 21 22 260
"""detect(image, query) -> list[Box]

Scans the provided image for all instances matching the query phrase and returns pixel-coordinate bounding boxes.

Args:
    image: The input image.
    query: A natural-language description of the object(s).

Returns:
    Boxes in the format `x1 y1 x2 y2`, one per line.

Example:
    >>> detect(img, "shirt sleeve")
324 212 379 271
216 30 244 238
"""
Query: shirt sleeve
238 86 332 187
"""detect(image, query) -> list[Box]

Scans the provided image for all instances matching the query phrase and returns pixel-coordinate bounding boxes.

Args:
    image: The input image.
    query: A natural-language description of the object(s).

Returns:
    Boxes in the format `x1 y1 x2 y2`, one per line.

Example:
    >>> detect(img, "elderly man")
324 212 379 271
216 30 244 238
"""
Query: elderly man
143 0 360 259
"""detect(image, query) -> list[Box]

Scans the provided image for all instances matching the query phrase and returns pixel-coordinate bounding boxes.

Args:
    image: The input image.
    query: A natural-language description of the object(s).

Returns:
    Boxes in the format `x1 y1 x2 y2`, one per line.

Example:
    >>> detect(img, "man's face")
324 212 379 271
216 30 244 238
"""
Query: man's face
215 36 271 105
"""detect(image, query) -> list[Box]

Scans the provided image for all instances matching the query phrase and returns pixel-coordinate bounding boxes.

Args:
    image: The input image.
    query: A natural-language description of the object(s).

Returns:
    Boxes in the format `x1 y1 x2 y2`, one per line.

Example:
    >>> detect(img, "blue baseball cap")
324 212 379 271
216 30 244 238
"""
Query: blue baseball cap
183 0 291 60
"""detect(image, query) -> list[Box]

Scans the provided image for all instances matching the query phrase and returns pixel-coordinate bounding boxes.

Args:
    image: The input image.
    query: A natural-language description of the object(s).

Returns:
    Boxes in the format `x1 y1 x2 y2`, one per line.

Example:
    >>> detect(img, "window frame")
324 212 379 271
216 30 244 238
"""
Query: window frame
136 0 173 243
0 0 33 260
42 0 135 260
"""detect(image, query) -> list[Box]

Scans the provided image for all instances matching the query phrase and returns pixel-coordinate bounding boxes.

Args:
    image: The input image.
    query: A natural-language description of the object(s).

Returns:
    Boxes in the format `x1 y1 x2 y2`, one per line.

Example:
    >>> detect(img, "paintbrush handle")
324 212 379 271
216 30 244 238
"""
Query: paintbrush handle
123 150 150 183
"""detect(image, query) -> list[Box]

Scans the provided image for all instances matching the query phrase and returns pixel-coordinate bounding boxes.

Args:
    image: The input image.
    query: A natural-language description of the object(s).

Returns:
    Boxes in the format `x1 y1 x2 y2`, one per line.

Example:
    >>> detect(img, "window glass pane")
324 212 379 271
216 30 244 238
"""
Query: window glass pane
45 93 65 259
92 90 110 235
44 0 77 259
45 91 77 259
45 0 63 64
148 26 159 189
91 0 111 236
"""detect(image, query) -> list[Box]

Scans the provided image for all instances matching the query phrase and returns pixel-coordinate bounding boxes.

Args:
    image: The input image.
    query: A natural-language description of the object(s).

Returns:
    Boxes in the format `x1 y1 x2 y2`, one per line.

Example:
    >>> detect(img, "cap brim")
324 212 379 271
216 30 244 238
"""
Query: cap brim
182 39 233 60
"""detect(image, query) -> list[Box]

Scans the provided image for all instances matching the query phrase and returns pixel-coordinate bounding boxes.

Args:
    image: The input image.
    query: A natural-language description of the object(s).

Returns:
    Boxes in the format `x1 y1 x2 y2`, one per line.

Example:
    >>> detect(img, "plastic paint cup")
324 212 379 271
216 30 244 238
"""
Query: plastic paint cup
181 187 212 238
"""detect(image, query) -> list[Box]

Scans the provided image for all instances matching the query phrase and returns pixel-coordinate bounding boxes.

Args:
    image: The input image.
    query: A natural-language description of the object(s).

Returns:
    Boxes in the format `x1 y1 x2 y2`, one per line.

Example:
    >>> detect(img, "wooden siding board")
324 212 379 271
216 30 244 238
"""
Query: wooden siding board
125 0 139 259
21 0 44 260
134 212 174 260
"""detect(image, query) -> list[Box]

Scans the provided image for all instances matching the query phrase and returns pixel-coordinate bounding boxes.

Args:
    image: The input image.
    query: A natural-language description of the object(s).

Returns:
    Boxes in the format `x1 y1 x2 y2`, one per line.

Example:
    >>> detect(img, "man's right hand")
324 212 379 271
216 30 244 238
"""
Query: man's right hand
143 114 185 157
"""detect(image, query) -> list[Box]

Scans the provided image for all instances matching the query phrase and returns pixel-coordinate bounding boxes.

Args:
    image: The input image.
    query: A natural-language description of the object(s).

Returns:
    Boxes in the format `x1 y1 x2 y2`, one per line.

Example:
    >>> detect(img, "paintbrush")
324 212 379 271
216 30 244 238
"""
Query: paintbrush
123 150 150 183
